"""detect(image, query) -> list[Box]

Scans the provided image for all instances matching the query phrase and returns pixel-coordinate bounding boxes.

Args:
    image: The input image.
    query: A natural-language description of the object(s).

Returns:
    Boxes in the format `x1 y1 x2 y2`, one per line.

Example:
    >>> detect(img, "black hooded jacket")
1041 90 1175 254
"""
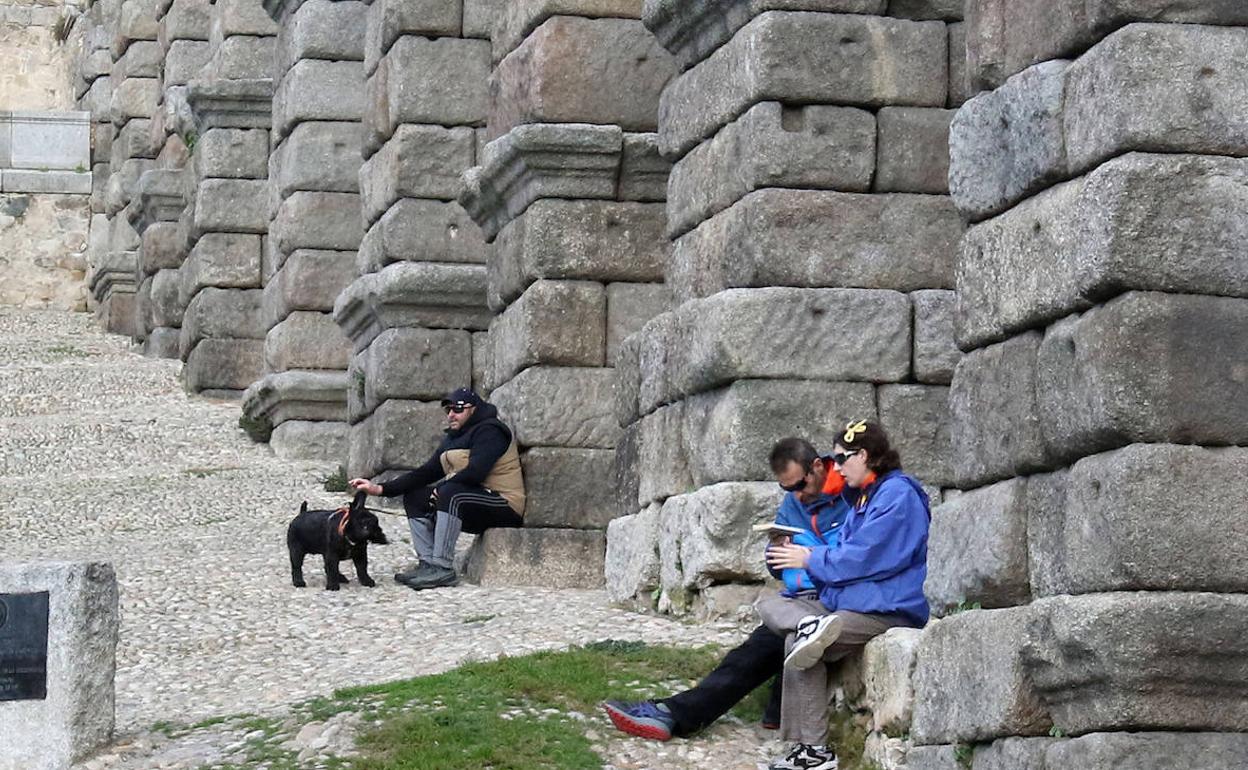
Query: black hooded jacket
379 403 514 498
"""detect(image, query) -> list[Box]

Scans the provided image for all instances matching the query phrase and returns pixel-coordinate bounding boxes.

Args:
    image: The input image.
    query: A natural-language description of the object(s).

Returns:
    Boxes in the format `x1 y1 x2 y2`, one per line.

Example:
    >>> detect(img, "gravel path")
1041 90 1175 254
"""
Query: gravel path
1 310 784 770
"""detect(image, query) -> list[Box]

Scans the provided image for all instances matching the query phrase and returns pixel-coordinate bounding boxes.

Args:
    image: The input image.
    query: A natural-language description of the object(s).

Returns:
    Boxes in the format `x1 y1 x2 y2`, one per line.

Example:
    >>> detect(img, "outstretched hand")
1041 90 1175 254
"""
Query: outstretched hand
349 478 382 496
766 542 812 571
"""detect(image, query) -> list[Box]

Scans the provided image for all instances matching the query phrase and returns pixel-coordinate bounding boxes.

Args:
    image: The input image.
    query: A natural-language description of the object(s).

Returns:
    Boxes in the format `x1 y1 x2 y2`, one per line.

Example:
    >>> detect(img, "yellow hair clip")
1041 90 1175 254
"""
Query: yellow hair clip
843 420 868 444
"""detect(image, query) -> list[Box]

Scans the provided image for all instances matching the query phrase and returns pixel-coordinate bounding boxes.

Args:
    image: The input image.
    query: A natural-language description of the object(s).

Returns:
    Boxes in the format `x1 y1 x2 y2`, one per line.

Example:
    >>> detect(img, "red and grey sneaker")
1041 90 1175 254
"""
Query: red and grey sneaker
602 699 675 741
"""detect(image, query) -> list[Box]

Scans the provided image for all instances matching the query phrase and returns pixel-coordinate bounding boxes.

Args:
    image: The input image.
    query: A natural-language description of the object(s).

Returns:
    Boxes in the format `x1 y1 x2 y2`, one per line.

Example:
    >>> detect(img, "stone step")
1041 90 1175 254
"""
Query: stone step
463 527 605 589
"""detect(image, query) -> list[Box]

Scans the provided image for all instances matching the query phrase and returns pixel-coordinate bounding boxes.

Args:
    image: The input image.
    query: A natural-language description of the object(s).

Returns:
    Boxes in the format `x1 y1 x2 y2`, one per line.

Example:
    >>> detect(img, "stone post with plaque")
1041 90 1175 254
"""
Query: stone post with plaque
0 562 119 770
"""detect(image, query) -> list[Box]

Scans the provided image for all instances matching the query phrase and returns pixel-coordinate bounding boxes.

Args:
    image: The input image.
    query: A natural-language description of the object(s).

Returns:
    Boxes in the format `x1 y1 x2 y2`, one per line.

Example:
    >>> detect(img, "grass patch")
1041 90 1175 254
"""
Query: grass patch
338 640 730 770
146 642 801 770
47 344 88 358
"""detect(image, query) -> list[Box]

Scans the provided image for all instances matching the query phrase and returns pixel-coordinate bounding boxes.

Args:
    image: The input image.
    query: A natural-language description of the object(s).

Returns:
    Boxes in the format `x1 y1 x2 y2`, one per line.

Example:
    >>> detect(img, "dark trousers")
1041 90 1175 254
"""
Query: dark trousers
401 480 523 533
661 622 786 737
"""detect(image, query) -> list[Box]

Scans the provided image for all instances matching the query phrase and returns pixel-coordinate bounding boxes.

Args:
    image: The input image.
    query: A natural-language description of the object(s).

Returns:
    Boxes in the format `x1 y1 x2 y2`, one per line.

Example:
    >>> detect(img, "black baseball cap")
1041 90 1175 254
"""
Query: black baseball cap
440 387 483 408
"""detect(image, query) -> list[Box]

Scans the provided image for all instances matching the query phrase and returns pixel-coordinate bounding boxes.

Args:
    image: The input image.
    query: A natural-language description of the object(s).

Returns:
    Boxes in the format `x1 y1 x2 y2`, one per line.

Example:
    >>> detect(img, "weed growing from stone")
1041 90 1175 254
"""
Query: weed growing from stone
322 465 350 493
826 710 883 770
238 414 273 443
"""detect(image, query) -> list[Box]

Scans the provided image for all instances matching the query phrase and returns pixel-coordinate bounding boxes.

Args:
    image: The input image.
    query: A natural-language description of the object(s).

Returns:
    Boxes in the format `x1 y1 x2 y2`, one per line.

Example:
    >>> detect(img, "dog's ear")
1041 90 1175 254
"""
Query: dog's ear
300 501 308 514
352 490 367 511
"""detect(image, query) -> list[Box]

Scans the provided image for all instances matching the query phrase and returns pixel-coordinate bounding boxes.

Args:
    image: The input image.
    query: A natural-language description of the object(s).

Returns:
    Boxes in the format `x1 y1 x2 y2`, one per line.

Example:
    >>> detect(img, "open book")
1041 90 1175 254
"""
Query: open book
751 522 806 540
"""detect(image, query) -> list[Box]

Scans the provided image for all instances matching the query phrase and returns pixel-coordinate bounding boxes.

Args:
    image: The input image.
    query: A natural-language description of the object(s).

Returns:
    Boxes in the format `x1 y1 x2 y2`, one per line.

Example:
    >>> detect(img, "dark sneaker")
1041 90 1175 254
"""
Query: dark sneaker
784 614 843 670
602 700 675 741
760 718 781 730
769 743 838 770
393 564 434 585
402 565 459 590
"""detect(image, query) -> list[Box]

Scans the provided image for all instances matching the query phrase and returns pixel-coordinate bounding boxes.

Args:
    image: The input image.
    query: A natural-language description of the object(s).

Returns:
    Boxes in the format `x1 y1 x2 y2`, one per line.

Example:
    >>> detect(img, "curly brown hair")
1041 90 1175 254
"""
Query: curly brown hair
836 420 902 475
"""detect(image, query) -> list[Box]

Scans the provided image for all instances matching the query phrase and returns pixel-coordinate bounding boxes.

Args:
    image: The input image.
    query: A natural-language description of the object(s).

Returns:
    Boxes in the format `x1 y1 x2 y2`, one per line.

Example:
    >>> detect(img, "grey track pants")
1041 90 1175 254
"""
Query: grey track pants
754 593 910 746
403 483 522 568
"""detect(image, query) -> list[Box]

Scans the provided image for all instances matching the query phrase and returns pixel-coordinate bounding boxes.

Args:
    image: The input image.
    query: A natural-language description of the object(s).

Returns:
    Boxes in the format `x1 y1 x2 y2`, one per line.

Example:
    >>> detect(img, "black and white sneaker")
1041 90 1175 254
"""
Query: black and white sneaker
768 743 838 770
784 614 843 670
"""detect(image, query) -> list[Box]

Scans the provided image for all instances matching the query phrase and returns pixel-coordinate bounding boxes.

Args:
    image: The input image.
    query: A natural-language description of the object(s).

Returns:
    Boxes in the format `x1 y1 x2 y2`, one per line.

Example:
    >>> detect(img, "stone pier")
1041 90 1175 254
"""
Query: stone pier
332 0 493 483
128 0 211 358
241 0 366 461
913 6 1248 769
459 1 675 588
604 0 966 637
88 0 164 337
177 0 277 397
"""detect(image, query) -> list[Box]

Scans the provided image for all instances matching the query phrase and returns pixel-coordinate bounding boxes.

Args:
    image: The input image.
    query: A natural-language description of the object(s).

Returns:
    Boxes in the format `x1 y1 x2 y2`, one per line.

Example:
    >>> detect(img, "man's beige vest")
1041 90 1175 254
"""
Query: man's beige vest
439 442 526 515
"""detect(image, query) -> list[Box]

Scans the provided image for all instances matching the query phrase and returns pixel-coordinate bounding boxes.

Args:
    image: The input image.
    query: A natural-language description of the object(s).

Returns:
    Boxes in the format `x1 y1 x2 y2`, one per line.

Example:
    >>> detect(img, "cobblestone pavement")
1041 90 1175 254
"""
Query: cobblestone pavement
2 310 785 770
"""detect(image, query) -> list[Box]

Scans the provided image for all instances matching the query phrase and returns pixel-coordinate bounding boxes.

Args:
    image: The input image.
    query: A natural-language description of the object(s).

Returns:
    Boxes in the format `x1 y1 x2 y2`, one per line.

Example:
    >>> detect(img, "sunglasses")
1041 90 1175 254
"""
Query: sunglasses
443 404 472 414
831 450 860 466
778 467 812 493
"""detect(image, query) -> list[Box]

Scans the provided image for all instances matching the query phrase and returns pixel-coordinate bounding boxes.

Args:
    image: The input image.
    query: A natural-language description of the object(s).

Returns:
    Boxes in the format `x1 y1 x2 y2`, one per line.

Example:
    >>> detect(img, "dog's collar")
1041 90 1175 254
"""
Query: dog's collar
335 507 358 546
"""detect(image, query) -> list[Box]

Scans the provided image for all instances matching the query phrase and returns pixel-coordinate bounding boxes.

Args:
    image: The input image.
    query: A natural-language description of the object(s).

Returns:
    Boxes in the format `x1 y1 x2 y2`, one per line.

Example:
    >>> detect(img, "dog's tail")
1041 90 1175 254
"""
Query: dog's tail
300 501 308 514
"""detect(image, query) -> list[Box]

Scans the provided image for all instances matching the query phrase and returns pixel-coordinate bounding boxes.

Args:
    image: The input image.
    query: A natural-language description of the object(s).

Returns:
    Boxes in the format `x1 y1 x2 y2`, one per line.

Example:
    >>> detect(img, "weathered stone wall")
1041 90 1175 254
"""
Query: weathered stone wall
1 0 93 310
914 4 1248 767
0 192 89 309
0 0 84 111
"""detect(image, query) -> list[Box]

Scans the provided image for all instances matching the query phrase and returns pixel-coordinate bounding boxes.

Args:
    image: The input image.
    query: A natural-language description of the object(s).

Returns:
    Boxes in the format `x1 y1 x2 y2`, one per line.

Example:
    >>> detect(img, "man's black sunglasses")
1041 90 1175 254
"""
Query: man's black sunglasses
778 466 812 493
443 404 472 414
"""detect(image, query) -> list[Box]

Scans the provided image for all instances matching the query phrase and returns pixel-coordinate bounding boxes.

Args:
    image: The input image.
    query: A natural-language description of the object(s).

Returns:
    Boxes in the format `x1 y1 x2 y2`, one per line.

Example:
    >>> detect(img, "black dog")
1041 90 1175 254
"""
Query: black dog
287 491 389 590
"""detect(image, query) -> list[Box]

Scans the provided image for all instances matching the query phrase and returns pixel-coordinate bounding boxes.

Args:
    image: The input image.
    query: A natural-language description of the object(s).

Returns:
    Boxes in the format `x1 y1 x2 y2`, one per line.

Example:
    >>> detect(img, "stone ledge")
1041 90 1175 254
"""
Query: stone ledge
186 78 274 131
88 251 139 302
636 288 912 414
460 123 668 241
464 528 607 588
242 369 349 427
128 168 188 233
0 170 92 195
332 261 491 351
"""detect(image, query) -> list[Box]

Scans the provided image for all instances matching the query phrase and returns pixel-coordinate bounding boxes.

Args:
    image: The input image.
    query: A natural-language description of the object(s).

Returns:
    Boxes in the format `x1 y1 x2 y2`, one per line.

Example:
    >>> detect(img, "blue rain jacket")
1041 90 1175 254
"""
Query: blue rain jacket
768 479 853 595
805 470 931 627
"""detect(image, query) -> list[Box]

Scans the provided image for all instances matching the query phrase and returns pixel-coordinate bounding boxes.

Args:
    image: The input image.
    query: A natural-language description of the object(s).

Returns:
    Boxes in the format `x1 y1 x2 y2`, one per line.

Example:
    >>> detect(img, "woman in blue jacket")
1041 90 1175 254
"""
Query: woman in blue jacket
758 420 931 770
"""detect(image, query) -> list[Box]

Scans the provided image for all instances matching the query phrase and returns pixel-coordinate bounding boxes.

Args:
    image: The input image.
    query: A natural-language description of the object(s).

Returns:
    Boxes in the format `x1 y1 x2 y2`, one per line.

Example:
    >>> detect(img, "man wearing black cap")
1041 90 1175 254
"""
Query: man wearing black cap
349 387 526 590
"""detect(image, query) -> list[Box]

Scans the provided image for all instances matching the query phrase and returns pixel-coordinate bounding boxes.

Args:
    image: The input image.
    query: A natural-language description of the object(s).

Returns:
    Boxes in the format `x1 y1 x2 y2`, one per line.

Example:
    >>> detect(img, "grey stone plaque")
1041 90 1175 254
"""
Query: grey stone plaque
0 591 49 701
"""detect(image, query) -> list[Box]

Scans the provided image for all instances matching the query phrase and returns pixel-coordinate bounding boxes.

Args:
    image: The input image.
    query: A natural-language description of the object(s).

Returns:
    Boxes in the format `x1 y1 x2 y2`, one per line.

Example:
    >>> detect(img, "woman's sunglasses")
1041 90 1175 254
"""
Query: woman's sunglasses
831 450 859 465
